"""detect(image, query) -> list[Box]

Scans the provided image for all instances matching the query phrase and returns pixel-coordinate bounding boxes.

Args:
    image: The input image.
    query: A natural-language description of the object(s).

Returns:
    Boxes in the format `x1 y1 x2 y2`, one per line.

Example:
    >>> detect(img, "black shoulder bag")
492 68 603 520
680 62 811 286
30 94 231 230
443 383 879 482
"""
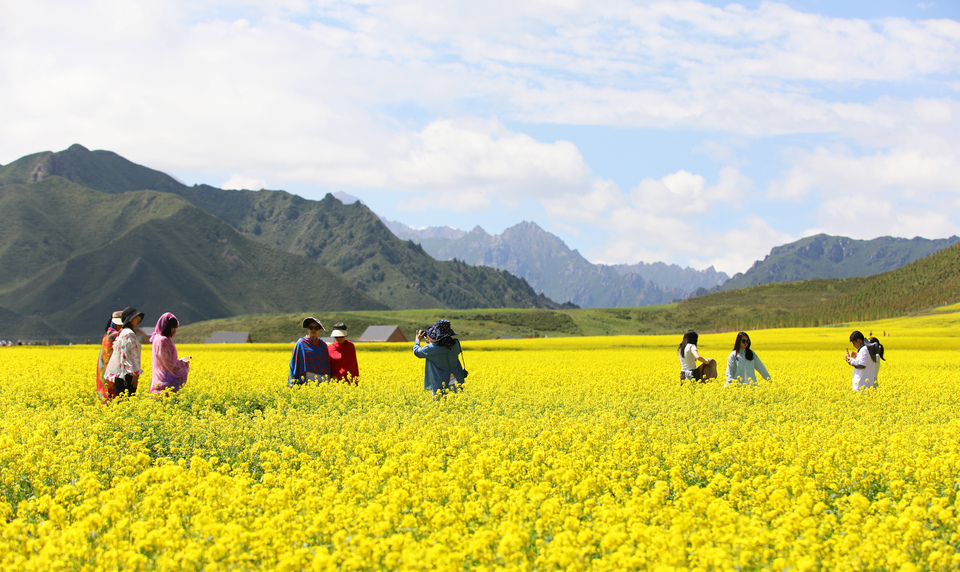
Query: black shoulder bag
458 341 469 379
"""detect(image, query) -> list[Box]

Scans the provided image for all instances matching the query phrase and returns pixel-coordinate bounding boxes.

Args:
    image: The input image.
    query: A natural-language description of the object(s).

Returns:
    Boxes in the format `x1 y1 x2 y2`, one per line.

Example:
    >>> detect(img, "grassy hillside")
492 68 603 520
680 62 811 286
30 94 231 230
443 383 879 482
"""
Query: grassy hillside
178 243 960 342
0 177 386 341
175 186 559 310
801 243 960 323
0 144 559 312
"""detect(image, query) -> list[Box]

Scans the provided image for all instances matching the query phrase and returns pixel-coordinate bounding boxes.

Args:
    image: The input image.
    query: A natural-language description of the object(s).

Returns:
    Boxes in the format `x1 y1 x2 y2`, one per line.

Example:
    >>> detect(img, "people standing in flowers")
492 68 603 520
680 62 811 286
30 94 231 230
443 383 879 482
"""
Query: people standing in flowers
149 312 191 394
288 317 330 386
846 330 880 391
104 307 145 396
413 319 466 397
724 331 771 386
327 322 359 385
678 330 717 383
95 310 123 402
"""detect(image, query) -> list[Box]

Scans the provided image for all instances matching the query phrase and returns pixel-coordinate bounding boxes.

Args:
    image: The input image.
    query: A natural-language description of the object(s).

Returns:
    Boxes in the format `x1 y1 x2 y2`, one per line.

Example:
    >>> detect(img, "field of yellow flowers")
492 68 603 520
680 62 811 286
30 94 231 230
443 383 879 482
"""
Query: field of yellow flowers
2 309 960 571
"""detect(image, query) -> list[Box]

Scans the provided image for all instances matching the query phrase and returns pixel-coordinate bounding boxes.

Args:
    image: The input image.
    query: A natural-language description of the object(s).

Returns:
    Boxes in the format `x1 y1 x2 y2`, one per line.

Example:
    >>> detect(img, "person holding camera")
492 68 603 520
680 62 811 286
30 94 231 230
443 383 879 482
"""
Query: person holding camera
413 319 466 397
845 330 880 391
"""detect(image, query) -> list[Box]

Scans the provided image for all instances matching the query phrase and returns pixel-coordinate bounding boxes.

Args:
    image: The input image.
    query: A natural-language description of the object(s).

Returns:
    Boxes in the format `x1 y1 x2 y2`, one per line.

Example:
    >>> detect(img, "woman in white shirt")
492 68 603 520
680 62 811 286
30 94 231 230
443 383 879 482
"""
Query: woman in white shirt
678 330 716 383
104 306 145 396
725 331 771 386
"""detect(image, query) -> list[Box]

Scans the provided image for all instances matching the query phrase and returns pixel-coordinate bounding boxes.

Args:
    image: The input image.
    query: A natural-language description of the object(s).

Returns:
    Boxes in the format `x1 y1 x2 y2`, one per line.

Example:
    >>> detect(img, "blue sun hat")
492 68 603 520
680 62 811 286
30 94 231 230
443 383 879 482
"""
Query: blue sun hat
426 319 456 341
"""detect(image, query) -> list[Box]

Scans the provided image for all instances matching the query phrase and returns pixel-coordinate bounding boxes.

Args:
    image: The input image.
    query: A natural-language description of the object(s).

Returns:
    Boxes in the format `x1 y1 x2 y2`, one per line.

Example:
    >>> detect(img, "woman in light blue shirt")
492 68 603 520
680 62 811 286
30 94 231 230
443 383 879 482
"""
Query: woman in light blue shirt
725 331 771 386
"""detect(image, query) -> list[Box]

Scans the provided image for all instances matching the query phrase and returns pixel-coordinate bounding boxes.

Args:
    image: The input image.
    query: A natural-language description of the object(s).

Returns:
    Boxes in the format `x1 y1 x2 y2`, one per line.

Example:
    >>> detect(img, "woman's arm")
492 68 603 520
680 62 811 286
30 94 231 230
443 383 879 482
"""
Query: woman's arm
725 351 737 383
847 346 869 368
691 346 711 364
413 343 443 359
156 338 189 377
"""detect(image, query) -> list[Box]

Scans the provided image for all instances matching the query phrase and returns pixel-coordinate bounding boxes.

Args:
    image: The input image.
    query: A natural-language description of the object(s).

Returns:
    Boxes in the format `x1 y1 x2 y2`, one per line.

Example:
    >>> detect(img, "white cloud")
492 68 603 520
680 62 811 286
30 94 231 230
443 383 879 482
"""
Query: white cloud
535 167 760 273
222 174 269 190
770 146 960 200
387 118 590 194
589 211 794 275
1 0 958 277
541 178 623 224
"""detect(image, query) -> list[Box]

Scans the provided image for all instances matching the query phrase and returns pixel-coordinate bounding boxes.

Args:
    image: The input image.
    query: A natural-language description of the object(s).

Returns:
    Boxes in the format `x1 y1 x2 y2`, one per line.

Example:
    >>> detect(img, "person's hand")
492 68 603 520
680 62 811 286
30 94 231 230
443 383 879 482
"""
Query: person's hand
415 330 425 342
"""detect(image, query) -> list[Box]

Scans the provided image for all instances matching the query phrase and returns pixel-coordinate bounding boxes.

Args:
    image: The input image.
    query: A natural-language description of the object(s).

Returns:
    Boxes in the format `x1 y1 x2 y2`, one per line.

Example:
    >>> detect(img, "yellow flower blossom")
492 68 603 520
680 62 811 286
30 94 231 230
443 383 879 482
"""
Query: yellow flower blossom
1 314 959 569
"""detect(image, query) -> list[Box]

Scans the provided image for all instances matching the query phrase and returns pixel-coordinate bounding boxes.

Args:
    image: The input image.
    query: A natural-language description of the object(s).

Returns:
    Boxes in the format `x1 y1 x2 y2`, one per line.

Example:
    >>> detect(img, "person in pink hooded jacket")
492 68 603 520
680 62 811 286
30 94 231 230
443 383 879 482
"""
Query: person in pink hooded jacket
149 312 191 394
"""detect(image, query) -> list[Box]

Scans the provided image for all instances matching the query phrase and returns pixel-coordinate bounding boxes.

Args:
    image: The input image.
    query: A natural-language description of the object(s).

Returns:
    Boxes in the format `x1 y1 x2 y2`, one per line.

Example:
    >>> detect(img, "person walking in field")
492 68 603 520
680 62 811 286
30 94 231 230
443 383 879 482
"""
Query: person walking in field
724 331 771 386
104 306 145 396
413 319 466 397
288 317 330 386
845 330 880 391
149 312 191 395
95 310 123 402
327 322 359 385
678 330 716 383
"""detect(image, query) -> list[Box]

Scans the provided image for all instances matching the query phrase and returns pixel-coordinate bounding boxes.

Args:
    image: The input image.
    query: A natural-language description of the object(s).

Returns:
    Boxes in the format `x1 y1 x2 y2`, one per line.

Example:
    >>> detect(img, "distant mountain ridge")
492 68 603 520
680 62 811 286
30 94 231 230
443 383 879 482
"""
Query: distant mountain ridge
0 145 559 340
720 233 960 291
382 219 728 308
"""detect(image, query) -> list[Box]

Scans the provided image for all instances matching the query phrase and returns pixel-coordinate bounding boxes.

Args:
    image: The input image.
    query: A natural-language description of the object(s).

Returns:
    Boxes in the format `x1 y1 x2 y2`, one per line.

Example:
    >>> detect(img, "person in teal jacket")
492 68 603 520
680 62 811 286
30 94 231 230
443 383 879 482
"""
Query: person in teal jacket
413 319 465 397
725 331 771 386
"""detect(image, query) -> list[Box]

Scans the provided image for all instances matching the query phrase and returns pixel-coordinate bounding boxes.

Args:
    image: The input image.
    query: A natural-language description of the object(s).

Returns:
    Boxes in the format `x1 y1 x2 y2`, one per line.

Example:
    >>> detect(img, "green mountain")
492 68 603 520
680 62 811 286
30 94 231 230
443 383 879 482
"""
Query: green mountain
171 187 557 311
382 219 727 307
0 145 558 340
0 176 387 340
719 233 960 291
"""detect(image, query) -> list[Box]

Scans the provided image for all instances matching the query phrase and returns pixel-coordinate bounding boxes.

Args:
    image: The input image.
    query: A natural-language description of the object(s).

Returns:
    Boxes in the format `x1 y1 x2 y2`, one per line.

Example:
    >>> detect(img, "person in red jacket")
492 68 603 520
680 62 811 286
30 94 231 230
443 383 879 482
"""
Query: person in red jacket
328 323 359 385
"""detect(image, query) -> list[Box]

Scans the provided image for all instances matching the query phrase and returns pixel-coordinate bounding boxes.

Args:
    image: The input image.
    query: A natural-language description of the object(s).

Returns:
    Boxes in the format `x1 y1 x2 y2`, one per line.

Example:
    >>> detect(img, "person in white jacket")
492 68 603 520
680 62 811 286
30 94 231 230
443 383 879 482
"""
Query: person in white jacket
845 330 879 391
725 331 771 386
104 306 145 396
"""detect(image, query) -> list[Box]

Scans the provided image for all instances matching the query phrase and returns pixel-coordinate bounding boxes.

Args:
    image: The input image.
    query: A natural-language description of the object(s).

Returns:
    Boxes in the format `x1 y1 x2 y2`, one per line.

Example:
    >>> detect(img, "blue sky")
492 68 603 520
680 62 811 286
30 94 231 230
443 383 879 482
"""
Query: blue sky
2 1 958 275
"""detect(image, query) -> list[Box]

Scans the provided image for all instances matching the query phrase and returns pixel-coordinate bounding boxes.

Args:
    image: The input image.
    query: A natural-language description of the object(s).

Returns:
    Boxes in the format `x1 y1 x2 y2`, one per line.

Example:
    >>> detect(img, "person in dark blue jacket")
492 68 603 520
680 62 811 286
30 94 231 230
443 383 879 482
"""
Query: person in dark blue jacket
413 319 465 397
288 317 330 387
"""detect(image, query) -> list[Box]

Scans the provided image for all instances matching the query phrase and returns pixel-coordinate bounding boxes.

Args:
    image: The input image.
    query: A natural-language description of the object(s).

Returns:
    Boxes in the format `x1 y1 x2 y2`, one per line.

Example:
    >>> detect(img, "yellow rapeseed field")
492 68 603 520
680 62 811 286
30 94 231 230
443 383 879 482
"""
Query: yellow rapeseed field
2 312 960 571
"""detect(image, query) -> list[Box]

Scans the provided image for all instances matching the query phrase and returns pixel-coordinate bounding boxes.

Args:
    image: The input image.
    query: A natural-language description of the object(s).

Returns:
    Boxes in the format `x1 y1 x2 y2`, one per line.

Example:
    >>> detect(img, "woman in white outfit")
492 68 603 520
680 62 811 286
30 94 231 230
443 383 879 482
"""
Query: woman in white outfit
678 330 716 383
104 306 145 396
725 331 771 386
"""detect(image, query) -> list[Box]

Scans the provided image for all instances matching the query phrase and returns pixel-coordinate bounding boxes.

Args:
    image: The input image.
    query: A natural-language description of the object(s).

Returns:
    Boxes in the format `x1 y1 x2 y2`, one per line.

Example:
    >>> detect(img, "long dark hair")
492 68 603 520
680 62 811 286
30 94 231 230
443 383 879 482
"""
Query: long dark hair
678 330 698 358
733 331 754 360
867 336 885 362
